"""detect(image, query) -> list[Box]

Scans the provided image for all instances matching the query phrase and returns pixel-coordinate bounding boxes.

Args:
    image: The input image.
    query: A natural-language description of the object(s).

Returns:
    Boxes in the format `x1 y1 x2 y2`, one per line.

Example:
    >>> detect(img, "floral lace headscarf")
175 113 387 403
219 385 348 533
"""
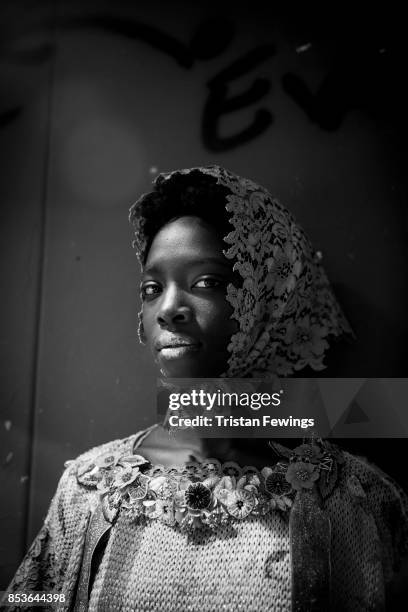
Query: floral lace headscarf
129 165 354 378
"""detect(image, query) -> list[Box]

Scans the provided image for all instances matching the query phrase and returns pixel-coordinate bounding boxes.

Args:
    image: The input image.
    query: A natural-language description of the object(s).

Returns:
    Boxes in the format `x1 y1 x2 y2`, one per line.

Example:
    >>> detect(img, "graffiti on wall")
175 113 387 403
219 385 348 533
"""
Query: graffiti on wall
0 13 398 150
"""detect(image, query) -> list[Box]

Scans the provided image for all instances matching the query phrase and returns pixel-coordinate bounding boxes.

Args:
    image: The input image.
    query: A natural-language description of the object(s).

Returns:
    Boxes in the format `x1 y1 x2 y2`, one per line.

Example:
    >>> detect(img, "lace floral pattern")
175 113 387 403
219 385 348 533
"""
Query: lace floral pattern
76 440 341 532
129 166 354 377
8 524 58 593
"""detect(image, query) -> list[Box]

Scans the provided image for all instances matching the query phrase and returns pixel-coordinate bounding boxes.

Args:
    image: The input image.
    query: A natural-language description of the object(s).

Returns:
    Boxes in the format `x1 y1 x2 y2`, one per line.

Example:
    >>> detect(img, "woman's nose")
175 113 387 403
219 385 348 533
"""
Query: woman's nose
157 287 193 327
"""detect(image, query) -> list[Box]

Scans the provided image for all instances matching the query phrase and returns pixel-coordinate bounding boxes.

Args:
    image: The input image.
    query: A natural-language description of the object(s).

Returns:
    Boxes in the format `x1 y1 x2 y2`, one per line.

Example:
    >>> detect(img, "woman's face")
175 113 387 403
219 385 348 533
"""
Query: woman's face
141 215 239 377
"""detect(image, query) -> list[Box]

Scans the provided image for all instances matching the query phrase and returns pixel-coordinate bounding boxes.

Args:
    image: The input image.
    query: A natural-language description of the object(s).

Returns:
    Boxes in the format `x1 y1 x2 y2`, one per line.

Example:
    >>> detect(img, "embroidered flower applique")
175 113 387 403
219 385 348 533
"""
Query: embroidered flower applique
285 461 320 491
76 440 342 530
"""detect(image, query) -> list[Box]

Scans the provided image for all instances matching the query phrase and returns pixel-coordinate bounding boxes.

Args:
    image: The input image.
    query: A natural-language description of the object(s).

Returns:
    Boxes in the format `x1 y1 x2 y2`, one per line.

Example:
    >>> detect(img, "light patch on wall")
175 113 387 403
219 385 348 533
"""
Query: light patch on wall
61 115 144 207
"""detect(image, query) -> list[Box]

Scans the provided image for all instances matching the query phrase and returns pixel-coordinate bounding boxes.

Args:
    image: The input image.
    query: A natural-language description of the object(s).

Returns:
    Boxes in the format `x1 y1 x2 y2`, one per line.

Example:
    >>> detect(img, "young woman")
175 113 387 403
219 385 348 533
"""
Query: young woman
5 166 408 611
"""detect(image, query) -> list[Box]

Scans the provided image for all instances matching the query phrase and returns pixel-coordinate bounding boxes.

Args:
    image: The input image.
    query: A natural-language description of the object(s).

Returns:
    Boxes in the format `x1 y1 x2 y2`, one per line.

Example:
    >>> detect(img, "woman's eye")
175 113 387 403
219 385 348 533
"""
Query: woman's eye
193 278 224 289
141 283 161 298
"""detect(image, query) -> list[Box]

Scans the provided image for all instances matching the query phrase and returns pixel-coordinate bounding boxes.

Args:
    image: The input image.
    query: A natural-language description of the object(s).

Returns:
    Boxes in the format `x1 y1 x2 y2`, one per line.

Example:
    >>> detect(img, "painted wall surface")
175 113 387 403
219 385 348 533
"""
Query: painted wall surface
1 0 407 585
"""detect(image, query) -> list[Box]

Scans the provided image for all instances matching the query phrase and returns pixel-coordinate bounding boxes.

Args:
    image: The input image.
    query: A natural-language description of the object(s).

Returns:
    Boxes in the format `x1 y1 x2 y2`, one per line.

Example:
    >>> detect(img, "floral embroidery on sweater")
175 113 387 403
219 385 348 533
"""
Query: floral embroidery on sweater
76 439 342 530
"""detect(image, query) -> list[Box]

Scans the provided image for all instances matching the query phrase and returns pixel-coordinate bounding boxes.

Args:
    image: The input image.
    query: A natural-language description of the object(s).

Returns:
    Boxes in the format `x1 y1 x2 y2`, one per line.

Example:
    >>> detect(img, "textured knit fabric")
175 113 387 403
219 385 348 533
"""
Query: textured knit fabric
88 513 291 612
129 166 354 378
4 426 408 612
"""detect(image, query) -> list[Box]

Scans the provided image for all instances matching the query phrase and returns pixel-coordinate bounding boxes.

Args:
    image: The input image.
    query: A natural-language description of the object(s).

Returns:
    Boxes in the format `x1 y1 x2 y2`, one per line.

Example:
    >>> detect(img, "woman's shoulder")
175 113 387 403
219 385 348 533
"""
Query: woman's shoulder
63 425 155 473
49 426 156 512
340 447 408 504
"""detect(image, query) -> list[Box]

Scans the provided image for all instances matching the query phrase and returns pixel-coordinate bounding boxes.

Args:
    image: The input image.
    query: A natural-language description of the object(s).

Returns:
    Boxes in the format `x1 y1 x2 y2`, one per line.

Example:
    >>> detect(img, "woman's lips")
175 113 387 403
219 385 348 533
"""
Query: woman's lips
155 337 202 360
159 344 201 359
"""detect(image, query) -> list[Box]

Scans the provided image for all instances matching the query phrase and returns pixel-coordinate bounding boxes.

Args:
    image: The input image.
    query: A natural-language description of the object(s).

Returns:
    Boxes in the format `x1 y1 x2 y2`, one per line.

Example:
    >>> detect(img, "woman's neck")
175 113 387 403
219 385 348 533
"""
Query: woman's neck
138 423 281 469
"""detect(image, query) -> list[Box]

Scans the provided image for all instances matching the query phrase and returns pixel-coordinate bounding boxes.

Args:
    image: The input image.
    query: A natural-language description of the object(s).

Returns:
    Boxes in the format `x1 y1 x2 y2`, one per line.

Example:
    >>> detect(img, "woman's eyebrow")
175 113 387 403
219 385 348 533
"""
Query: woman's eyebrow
143 256 232 275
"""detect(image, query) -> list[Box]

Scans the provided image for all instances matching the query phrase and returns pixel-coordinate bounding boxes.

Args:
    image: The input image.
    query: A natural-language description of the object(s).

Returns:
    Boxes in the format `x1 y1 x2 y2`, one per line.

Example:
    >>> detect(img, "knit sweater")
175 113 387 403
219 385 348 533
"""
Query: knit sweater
3 426 408 612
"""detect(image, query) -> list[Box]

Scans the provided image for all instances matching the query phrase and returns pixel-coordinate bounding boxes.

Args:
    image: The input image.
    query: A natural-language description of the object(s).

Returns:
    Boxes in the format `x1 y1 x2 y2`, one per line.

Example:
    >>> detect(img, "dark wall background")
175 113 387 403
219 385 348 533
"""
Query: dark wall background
1 0 407 586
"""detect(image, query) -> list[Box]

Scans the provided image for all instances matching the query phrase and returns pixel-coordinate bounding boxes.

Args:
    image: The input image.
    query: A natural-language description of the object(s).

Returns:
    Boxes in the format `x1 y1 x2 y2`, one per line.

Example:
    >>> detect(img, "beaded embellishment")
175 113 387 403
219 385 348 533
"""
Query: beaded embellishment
76 440 342 530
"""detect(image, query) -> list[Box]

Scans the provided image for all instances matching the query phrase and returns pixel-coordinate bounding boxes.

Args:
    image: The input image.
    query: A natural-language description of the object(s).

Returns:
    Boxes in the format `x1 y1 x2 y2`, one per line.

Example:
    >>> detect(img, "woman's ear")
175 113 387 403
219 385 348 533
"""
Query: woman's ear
138 311 147 345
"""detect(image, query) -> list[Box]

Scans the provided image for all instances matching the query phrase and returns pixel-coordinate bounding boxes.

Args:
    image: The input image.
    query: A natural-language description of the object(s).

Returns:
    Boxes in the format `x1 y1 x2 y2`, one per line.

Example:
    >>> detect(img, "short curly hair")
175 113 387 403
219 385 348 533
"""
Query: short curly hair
131 169 233 266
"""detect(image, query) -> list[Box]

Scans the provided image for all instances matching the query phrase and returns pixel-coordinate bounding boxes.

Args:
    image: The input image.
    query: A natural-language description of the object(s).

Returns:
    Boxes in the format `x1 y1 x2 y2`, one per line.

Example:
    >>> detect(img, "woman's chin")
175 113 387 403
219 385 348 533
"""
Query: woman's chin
156 355 198 378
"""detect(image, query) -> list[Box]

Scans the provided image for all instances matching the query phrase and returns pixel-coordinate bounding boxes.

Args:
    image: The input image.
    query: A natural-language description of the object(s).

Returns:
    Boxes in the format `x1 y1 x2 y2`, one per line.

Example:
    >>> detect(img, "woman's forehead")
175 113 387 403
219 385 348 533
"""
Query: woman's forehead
144 216 230 272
